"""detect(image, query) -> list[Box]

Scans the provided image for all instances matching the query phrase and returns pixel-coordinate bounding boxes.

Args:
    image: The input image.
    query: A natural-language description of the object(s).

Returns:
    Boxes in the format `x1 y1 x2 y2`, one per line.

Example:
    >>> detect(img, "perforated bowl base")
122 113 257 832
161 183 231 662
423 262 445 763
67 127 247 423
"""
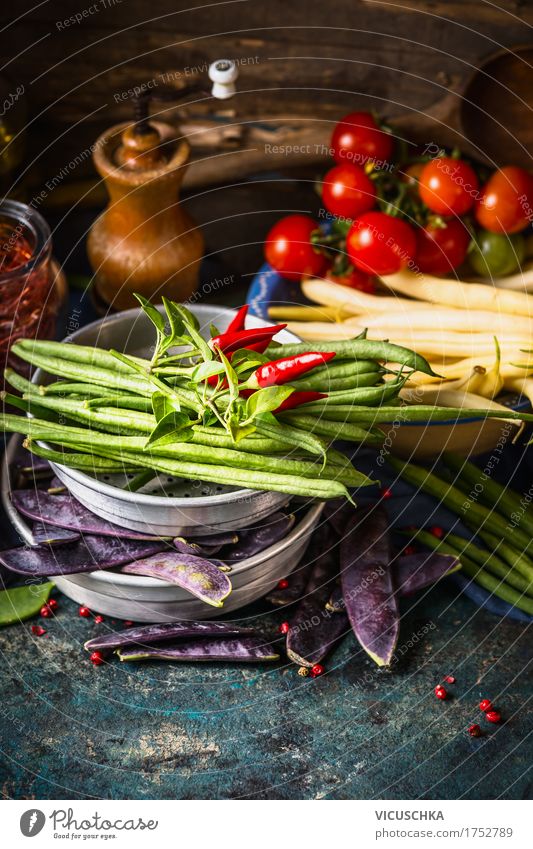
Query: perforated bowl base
95 471 240 499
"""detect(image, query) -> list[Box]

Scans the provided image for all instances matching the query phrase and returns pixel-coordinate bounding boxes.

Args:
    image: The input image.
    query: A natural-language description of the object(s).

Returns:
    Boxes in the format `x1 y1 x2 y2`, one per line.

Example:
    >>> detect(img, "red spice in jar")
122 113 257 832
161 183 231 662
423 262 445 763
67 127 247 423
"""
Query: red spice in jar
0 204 63 384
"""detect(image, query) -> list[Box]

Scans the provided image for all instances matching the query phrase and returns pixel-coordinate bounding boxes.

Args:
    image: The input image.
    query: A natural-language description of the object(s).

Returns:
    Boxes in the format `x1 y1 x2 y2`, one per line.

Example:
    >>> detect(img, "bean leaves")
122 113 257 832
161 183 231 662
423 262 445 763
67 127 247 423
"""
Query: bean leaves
0 582 54 627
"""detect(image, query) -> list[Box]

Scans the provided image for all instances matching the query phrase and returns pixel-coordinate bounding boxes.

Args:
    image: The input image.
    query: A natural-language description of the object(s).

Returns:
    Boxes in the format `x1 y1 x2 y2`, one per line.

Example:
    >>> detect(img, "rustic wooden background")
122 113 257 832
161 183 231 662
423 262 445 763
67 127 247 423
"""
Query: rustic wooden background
2 0 533 283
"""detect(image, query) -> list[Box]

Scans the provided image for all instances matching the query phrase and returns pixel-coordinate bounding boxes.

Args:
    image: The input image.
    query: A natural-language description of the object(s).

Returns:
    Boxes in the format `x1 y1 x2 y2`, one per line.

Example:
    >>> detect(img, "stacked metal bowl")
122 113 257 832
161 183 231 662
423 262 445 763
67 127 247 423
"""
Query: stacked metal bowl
3 305 323 620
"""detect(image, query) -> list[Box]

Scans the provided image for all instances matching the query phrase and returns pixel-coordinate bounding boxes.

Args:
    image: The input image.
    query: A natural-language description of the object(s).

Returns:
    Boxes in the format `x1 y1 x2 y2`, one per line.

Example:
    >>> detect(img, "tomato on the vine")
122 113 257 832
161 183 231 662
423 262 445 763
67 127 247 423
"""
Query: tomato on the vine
346 211 416 276
331 111 394 166
321 163 376 219
418 157 478 216
326 267 375 293
469 230 525 277
415 219 470 275
264 215 327 281
475 166 533 234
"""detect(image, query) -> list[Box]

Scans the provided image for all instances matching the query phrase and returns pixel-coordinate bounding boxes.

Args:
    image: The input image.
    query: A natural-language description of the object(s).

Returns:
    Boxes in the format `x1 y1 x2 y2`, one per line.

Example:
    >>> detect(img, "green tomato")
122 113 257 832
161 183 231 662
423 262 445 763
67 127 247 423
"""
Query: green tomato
469 230 525 277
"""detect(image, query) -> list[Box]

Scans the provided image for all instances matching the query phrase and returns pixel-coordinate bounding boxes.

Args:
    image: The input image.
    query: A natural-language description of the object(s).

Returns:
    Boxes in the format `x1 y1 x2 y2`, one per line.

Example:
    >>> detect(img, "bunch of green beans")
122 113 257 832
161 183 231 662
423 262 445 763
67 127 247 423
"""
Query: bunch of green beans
391 458 533 616
5 327 533 502
2 410 365 500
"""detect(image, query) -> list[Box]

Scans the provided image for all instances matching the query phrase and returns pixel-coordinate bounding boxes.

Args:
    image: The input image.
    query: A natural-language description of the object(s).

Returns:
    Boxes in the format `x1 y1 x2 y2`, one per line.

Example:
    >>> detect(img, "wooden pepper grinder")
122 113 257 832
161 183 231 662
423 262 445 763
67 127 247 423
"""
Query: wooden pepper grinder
87 60 238 310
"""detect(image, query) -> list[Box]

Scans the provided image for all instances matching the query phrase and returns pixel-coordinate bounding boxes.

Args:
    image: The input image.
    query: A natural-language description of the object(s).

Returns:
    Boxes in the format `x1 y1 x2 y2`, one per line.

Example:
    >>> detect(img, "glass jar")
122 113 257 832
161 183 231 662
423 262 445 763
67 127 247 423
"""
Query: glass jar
0 199 66 381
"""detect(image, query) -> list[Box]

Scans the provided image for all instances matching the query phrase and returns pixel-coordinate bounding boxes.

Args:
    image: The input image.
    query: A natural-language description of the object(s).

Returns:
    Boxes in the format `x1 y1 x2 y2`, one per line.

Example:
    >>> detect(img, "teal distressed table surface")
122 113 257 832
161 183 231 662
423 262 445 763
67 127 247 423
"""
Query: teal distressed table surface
0 582 531 800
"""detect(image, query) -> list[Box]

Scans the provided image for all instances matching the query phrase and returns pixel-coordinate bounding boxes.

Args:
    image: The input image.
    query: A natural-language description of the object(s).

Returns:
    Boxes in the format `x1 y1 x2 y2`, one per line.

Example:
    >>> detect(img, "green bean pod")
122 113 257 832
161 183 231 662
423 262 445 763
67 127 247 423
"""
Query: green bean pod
13 348 154 396
14 338 149 374
24 441 138 475
460 557 533 616
290 371 382 392
300 378 405 408
253 415 327 458
288 404 399 422
414 528 533 616
4 369 39 395
302 405 533 425
267 339 439 376
14 416 374 489
42 382 124 398
22 394 155 435
281 414 383 444
2 391 58 422
27 437 351 501
477 531 533 584
190 427 301 455
85 396 154 413
295 359 382 384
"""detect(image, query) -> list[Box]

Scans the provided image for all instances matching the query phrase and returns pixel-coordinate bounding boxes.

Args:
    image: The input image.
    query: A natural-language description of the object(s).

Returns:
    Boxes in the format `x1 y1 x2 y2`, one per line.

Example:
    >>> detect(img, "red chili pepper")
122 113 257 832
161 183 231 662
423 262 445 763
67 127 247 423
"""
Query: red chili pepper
248 351 336 389
240 387 326 410
275 391 326 412
226 305 249 334
210 324 286 355
246 338 273 354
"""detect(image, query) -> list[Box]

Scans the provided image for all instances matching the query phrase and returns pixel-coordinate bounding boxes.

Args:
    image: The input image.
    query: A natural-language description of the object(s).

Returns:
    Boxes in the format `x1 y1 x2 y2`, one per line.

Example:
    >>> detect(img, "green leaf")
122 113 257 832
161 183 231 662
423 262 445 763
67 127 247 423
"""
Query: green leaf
146 425 194 448
210 323 220 338
190 361 226 383
183 322 213 362
227 420 257 443
245 386 294 419
203 409 219 427
232 348 270 373
151 391 181 422
218 349 239 400
0 582 54 627
173 303 200 331
145 411 193 447
161 297 186 340
134 294 166 334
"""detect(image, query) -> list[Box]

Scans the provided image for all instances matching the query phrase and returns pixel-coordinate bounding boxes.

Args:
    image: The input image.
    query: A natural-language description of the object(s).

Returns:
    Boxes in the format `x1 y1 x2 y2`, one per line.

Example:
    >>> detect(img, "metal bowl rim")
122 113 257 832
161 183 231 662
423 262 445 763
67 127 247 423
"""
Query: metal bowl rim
80 501 324 588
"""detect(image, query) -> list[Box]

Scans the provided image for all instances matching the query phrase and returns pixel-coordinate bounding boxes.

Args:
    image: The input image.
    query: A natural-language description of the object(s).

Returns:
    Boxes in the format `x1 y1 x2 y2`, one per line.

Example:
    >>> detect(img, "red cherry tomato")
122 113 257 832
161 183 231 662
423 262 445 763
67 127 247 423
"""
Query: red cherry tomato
331 111 394 167
321 163 376 219
264 215 327 281
346 211 416 276
415 219 470 275
475 166 533 234
419 157 479 216
326 268 375 293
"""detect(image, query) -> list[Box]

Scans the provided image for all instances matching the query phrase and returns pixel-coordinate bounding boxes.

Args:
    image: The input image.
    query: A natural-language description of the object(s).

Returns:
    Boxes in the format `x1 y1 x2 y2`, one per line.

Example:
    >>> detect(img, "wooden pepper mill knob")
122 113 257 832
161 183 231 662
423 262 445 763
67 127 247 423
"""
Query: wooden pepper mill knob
87 115 204 311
